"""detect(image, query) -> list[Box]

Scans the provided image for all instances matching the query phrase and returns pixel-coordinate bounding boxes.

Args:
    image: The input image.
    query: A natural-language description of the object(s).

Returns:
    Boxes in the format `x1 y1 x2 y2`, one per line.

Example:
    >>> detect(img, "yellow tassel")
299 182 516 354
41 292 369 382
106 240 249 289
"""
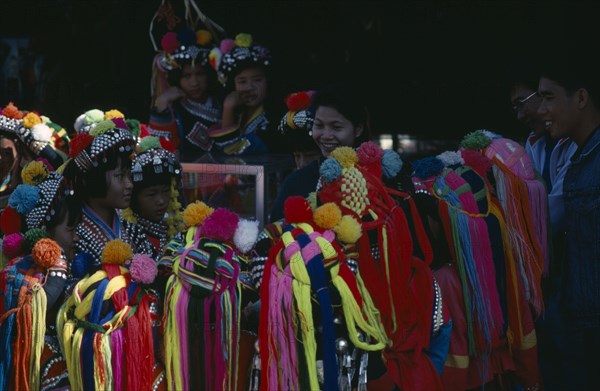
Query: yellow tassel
29 284 47 390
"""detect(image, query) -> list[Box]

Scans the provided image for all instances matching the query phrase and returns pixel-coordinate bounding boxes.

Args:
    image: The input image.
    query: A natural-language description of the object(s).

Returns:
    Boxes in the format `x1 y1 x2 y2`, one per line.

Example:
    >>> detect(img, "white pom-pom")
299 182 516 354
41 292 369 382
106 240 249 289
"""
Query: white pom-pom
31 123 53 142
74 114 86 133
233 219 260 254
437 151 464 167
480 129 501 139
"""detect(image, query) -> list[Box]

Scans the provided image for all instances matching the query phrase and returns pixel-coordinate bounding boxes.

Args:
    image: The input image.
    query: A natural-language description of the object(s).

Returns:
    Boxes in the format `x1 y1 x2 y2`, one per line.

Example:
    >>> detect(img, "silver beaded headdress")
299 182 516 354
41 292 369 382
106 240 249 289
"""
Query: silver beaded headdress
212 33 271 86
131 147 181 183
0 114 22 135
25 172 71 230
71 119 135 173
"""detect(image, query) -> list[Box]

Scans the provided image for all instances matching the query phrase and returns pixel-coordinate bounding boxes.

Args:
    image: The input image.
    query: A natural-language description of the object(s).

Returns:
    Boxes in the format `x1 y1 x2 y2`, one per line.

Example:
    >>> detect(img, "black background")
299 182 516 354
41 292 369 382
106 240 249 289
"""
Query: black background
1 0 598 142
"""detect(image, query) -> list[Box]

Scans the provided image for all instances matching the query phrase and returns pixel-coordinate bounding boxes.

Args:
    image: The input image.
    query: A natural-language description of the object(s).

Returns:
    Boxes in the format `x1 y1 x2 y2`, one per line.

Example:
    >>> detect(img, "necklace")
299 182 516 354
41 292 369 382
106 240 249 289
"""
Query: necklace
181 98 221 122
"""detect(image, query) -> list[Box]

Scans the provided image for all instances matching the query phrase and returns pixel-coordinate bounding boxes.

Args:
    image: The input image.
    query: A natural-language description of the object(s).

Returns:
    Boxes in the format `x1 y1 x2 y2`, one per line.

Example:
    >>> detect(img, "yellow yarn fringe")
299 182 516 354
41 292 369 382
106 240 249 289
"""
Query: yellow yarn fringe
29 283 47 391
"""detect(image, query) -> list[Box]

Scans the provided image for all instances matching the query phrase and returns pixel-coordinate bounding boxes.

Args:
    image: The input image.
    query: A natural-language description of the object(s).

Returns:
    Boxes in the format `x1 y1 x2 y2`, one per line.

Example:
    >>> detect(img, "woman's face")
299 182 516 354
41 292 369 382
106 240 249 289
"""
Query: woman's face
179 63 208 102
48 209 79 261
234 66 267 109
134 183 171 222
311 106 364 157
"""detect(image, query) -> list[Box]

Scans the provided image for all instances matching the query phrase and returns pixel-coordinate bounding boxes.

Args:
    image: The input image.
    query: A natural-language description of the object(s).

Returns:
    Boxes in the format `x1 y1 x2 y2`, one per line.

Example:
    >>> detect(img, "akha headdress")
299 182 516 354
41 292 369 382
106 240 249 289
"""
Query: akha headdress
57 239 162 391
68 115 135 173
461 130 548 316
253 196 386 391
160 202 259 390
317 142 444 390
0 238 69 390
277 90 317 152
209 33 271 86
0 103 69 169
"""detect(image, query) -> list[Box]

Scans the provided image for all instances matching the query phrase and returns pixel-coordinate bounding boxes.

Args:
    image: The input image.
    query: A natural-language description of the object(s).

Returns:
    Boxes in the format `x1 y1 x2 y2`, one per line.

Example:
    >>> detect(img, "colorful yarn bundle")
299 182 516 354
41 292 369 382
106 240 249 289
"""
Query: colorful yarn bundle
413 158 507 358
258 197 386 391
56 240 160 391
162 202 259 391
317 143 442 390
0 239 66 391
461 131 548 316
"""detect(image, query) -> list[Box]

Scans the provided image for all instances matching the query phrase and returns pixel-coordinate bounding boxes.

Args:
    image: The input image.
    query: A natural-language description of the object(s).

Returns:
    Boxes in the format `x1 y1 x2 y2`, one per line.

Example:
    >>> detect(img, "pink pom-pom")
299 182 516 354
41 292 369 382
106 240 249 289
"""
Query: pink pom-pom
357 141 384 166
220 38 236 54
161 32 180 54
129 254 158 284
35 157 53 171
3 232 24 259
201 208 239 241
111 117 127 130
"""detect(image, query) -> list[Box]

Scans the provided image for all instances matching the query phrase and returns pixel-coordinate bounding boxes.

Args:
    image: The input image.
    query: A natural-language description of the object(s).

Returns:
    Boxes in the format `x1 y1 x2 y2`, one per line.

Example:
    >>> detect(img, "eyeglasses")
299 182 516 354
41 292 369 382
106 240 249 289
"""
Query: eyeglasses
511 91 538 114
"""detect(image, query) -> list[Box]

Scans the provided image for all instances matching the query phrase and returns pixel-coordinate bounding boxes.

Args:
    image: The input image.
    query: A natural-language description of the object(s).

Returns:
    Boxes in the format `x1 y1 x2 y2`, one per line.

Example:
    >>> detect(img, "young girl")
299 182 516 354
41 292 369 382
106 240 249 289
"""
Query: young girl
63 111 151 267
207 33 284 155
149 29 223 162
0 169 80 391
123 135 183 260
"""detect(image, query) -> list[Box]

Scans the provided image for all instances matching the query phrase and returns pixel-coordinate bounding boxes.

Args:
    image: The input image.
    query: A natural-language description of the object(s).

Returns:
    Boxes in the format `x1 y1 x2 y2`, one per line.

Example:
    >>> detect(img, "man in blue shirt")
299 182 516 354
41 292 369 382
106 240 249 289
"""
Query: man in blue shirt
537 57 600 390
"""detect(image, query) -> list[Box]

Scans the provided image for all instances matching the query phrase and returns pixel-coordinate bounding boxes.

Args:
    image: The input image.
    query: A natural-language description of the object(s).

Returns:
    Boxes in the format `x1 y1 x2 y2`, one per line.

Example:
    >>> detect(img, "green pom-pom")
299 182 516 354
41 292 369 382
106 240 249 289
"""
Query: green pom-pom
126 119 141 138
84 109 104 125
23 228 48 253
89 120 115 136
461 130 492 150
138 136 162 152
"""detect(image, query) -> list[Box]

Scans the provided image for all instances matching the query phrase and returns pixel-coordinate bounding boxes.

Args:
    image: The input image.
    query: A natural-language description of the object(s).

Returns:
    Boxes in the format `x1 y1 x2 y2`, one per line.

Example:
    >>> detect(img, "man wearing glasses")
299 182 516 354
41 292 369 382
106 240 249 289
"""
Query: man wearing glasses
509 63 577 391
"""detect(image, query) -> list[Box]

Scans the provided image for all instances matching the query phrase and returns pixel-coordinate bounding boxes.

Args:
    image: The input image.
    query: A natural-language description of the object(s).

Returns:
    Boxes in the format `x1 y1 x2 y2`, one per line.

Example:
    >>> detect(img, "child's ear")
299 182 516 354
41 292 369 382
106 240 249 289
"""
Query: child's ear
355 124 364 138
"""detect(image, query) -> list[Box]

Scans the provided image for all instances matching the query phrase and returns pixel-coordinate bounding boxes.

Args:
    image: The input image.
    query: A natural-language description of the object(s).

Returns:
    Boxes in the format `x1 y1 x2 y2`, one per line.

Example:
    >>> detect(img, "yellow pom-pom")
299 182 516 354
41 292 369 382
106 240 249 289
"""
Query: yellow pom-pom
331 147 358 169
104 109 125 120
234 33 253 48
122 208 137 224
21 161 49 185
23 112 42 129
196 29 212 45
101 239 133 265
333 215 362 243
313 202 342 229
183 201 214 227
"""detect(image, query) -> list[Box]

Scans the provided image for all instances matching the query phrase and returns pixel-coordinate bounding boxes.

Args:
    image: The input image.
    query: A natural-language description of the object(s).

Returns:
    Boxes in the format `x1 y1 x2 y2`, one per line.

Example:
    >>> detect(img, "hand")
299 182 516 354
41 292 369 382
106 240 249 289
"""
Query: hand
223 91 245 111
154 87 186 112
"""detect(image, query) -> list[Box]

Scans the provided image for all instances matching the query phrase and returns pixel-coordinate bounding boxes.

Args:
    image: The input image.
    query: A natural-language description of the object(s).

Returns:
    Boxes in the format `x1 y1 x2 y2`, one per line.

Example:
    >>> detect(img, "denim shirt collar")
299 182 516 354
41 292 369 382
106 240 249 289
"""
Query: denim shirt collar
572 126 600 163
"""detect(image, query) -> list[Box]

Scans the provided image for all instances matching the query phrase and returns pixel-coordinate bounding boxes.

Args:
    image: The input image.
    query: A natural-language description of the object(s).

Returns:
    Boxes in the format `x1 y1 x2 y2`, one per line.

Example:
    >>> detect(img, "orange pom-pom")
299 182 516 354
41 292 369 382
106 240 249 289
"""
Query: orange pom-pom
31 238 62 268
101 239 133 265
313 202 342 229
283 196 313 223
2 102 24 119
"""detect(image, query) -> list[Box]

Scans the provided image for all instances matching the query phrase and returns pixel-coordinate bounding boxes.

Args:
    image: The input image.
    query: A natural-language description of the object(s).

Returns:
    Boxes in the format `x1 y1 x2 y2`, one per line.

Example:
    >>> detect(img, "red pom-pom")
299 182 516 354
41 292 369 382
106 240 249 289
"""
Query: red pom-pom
161 32 180 54
0 206 21 235
357 141 384 166
283 196 313 223
284 91 312 112
139 123 151 138
200 208 239 241
69 133 94 158
159 137 175 153
461 149 493 177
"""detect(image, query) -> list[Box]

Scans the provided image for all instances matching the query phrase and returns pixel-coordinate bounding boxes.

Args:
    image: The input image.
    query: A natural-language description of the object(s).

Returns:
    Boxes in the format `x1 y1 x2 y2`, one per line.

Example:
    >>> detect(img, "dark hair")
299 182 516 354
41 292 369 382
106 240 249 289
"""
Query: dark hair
506 59 541 93
47 193 82 230
311 84 372 145
540 55 600 109
63 151 132 199
167 58 222 99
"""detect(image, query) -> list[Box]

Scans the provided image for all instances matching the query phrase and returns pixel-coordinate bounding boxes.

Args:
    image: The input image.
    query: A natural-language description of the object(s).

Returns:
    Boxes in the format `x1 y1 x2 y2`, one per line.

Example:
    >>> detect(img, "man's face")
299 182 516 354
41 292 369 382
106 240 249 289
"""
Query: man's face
510 84 545 138
537 77 580 140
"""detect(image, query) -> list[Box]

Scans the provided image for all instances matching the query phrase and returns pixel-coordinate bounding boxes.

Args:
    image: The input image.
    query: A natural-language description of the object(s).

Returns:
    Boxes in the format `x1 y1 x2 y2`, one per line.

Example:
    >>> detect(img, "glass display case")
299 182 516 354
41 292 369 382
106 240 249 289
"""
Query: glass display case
180 153 296 229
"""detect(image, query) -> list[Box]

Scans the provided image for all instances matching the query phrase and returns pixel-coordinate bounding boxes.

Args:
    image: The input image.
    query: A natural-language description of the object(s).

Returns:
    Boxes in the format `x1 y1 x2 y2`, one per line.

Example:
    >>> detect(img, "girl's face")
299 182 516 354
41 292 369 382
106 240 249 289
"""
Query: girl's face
311 106 364 158
48 209 79 261
135 183 171 222
97 164 133 210
179 63 208 102
234 66 267 109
